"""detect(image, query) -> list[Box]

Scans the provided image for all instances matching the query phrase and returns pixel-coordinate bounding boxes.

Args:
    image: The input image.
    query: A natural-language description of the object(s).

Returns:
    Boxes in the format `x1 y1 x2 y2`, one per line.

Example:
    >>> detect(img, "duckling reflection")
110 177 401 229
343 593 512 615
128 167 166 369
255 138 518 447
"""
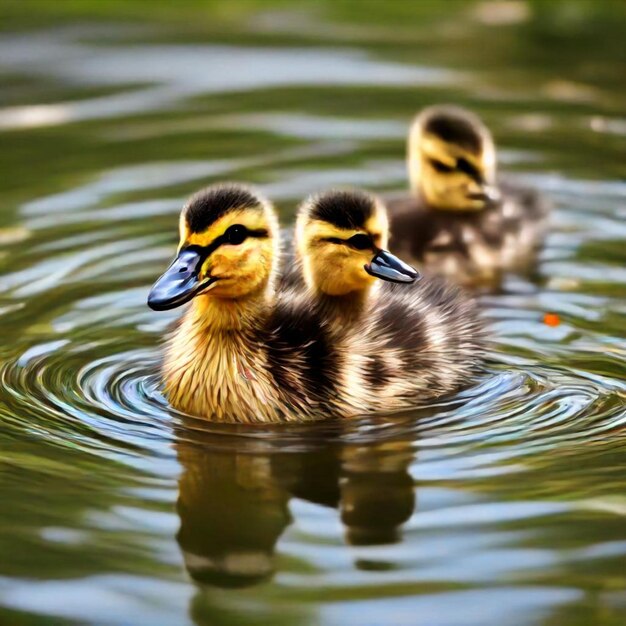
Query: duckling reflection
387 105 549 287
176 442 290 588
175 424 416 588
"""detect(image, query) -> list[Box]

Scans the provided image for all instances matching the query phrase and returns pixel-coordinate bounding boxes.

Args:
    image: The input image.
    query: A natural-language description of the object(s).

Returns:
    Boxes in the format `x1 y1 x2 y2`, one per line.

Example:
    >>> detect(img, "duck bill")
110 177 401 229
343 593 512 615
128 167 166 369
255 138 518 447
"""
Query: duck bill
467 183 501 204
364 249 420 284
148 248 216 311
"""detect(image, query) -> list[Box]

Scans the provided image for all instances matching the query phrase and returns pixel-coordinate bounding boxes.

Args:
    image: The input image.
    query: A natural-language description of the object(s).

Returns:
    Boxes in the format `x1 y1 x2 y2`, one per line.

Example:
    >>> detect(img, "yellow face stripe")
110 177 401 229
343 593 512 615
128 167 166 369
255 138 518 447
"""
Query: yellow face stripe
178 208 268 249
303 220 368 242
298 205 388 253
421 135 484 171
365 208 388 249
178 211 190 251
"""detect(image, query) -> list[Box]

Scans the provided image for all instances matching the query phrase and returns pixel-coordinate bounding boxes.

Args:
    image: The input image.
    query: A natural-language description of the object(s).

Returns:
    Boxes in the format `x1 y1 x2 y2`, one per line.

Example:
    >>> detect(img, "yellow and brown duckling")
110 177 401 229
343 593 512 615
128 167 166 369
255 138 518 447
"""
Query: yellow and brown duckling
292 189 485 415
387 105 549 287
148 184 484 423
147 183 315 423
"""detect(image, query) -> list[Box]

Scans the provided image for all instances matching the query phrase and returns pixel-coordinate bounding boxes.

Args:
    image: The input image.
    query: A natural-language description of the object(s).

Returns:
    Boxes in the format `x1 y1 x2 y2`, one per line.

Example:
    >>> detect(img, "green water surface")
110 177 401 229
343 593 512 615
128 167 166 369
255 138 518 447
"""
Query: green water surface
0 1 624 625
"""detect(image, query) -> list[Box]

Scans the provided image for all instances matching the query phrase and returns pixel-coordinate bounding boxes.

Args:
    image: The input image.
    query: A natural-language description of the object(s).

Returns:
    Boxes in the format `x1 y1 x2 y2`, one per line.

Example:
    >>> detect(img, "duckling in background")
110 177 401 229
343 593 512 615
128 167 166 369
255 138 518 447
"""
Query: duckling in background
387 105 549 287
292 189 485 415
148 184 484 423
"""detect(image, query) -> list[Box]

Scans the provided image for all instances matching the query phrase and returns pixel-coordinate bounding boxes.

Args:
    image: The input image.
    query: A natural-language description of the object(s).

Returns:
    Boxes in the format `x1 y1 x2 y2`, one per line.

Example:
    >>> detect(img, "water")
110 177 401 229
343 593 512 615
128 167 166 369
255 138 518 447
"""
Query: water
0 2 625 625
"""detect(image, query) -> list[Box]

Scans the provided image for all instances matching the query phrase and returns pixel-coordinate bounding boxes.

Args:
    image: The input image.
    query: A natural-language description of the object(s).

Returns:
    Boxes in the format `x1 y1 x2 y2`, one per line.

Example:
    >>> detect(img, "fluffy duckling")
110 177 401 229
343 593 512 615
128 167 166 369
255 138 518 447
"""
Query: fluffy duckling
387 105 548 287
292 189 485 415
148 183 331 423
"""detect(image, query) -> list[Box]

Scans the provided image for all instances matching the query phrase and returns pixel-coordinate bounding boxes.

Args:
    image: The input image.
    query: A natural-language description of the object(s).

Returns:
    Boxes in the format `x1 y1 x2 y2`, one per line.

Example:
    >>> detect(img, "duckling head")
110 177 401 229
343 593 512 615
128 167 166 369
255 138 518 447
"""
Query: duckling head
148 183 279 310
408 105 500 211
296 189 418 297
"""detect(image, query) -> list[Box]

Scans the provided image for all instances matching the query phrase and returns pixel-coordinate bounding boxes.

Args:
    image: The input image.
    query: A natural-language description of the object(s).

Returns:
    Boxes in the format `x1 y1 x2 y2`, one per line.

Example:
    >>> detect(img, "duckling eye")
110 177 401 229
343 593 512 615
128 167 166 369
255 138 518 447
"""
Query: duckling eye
225 224 248 245
456 157 480 180
347 234 373 250
429 159 454 174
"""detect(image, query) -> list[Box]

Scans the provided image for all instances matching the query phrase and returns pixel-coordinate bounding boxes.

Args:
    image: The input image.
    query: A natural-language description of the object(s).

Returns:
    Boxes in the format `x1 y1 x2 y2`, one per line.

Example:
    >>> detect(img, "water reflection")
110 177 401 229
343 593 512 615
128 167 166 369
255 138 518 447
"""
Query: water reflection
175 422 416 588
176 443 289 588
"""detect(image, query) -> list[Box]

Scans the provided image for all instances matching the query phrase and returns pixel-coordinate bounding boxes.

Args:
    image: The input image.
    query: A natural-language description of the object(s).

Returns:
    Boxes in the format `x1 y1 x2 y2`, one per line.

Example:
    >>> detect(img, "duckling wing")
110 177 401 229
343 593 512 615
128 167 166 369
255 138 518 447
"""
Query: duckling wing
497 176 551 270
357 279 486 404
499 176 550 222
387 183 549 286
260 293 340 418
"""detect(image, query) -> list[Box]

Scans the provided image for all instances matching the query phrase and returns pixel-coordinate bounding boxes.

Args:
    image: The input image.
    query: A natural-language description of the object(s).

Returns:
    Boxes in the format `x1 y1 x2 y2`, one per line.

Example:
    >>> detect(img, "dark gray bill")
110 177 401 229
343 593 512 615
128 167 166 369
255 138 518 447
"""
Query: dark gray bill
364 249 420 284
147 248 216 311
467 183 501 204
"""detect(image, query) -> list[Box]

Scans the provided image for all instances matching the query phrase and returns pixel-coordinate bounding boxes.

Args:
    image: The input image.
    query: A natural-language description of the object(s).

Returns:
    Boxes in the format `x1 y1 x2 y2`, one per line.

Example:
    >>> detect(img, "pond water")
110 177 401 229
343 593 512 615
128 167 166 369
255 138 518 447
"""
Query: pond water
0 2 625 625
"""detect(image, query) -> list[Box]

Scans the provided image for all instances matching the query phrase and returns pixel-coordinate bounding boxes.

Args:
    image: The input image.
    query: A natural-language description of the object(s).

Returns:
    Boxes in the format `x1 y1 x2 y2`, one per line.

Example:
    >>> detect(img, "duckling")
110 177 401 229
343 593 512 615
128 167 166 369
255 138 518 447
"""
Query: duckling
387 105 548 287
147 184 484 423
148 183 329 423
292 189 485 415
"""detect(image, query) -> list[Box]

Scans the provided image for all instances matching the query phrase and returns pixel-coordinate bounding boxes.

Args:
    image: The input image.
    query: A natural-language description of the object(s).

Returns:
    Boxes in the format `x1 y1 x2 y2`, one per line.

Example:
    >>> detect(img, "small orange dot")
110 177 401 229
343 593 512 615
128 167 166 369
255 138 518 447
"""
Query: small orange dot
543 312 560 327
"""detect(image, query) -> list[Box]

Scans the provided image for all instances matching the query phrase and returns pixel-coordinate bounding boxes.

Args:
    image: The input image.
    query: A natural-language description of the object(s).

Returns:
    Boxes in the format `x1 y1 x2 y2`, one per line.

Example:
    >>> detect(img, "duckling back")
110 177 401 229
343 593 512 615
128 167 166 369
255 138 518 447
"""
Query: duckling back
388 184 548 287
326 278 484 415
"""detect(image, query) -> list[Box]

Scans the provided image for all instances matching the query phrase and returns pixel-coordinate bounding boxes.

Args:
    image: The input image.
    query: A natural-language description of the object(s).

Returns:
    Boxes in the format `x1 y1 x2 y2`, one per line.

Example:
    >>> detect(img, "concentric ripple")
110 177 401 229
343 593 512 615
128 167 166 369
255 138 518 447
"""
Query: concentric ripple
1 322 623 460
